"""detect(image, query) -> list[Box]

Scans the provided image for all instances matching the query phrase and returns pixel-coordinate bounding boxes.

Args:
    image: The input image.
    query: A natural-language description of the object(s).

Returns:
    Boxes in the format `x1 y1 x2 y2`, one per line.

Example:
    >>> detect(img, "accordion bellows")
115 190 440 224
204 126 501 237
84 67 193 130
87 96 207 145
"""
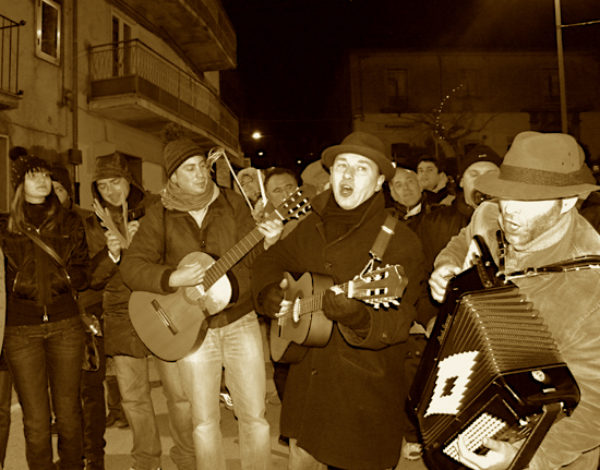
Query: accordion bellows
414 285 580 469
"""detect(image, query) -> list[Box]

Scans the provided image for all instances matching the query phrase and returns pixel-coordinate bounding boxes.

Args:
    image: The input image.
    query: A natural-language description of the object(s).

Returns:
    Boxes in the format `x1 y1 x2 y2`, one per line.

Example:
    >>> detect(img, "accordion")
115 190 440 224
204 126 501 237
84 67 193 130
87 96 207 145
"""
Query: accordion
410 236 580 470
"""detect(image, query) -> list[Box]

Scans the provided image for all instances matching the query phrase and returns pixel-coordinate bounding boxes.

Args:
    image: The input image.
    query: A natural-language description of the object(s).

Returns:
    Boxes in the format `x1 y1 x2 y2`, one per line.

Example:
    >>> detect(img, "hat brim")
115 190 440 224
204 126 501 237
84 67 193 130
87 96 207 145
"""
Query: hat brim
475 172 600 200
321 144 395 181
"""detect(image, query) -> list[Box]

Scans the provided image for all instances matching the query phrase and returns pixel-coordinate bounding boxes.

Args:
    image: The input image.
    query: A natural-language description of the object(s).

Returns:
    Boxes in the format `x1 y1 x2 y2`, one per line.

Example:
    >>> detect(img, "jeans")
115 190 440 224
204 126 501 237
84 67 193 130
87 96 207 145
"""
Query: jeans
0 367 12 467
113 355 195 470
4 315 84 470
178 312 271 470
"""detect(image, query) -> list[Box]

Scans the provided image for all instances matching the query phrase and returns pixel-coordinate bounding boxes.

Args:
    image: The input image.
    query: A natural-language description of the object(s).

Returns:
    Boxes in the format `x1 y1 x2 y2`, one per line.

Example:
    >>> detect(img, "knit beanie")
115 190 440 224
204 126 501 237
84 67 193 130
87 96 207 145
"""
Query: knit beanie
10 146 51 189
93 152 132 183
458 144 502 178
50 164 73 197
163 138 205 177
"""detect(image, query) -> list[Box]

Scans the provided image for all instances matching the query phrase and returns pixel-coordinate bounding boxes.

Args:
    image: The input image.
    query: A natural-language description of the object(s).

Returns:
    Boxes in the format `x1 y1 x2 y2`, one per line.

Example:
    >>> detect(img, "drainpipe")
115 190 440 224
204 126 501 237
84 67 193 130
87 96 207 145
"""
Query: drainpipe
72 0 80 203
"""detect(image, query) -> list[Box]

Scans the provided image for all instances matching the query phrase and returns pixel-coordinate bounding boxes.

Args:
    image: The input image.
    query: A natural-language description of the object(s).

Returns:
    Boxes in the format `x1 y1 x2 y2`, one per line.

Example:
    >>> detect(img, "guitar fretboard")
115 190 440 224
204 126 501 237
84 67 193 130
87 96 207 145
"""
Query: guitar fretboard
203 228 264 288
295 282 349 317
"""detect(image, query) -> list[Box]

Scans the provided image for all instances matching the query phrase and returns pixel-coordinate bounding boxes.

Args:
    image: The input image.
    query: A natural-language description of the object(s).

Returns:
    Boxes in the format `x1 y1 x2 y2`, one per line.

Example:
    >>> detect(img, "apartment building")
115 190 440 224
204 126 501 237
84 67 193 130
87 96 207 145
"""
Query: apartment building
0 0 242 211
348 49 600 170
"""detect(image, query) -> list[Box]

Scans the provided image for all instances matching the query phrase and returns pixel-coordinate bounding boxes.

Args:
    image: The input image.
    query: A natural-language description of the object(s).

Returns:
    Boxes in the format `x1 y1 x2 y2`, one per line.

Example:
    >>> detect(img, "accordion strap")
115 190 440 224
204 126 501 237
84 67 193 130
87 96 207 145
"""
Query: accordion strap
496 229 600 280
503 255 600 281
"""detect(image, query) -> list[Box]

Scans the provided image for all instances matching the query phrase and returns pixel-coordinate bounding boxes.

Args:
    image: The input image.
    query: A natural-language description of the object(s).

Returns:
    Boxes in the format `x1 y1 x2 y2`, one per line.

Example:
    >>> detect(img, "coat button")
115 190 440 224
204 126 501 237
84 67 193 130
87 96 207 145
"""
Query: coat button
311 369 317 375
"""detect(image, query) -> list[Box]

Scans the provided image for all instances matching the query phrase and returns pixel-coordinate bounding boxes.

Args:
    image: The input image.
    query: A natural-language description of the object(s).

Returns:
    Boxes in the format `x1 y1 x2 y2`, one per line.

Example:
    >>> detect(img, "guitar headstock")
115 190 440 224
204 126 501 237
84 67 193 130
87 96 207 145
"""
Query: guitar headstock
270 187 312 223
348 264 407 309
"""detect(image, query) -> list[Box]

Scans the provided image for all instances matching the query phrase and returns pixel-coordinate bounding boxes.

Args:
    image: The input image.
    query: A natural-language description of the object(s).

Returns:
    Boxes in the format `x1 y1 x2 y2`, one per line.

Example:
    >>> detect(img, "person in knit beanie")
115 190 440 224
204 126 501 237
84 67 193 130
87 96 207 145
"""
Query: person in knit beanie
9 146 51 190
118 127 286 470
162 138 205 178
1 146 90 469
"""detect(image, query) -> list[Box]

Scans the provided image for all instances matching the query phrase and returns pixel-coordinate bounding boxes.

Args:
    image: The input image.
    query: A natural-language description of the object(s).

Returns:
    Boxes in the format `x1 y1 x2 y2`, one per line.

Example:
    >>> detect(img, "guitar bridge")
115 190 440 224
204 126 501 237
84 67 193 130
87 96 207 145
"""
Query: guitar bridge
151 299 179 335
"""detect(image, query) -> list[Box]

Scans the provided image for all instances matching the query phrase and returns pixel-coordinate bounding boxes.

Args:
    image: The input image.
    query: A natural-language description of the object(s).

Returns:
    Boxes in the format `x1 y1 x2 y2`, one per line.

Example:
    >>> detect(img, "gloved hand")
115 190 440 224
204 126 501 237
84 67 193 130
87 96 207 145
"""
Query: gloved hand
322 288 370 332
258 278 289 319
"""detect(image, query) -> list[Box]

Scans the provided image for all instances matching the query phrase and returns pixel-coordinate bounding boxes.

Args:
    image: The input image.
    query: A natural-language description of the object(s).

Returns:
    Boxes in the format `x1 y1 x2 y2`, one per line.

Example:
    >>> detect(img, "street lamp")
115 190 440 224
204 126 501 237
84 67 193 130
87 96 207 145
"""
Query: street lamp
251 131 263 140
554 0 600 133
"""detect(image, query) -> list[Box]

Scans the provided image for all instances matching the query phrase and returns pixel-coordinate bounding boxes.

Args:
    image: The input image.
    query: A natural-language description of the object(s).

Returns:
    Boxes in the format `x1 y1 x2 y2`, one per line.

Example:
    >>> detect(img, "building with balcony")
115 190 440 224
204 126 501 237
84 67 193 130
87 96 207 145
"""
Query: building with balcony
348 49 600 171
0 0 242 212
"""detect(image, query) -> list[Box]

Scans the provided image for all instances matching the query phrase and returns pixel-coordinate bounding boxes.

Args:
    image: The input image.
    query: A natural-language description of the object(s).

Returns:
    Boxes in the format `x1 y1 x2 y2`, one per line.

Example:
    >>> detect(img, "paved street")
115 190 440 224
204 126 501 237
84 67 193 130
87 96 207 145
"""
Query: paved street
3 323 428 469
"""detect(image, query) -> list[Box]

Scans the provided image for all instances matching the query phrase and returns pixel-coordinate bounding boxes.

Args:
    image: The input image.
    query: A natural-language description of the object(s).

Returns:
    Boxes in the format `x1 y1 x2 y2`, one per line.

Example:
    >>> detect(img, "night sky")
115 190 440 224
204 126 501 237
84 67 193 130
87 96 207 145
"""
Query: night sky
221 0 600 170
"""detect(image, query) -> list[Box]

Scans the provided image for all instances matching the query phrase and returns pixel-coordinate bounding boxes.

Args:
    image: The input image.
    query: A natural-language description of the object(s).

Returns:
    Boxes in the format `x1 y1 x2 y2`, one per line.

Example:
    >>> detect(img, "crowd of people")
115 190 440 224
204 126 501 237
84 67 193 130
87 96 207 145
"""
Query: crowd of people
0 128 599 470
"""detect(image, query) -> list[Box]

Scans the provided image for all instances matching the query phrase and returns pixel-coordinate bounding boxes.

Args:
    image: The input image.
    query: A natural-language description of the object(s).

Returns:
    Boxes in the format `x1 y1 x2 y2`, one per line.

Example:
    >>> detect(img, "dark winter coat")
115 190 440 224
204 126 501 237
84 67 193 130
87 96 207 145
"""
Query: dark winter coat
416 191 473 270
1 197 90 326
120 188 259 331
252 190 426 470
83 181 158 357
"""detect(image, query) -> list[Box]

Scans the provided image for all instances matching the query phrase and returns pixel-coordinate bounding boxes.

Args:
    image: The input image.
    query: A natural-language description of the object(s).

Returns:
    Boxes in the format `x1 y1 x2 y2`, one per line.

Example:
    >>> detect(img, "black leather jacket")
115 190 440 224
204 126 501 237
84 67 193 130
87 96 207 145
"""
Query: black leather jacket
1 197 90 325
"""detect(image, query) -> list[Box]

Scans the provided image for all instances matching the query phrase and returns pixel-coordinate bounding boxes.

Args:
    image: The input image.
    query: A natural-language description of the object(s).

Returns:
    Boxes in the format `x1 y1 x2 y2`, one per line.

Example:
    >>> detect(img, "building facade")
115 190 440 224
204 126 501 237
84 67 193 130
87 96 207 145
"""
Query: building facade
348 49 600 171
0 0 241 212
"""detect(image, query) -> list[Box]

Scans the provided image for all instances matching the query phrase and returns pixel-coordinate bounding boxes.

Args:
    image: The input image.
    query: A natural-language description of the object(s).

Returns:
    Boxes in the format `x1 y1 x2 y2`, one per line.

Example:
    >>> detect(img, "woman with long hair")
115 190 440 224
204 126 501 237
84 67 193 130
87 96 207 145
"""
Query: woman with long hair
1 148 90 470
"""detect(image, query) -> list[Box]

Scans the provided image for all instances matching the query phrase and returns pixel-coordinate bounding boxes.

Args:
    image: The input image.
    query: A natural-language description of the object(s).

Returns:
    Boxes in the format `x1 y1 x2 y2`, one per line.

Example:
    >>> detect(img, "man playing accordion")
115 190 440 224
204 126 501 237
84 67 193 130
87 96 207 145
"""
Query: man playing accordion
429 131 600 470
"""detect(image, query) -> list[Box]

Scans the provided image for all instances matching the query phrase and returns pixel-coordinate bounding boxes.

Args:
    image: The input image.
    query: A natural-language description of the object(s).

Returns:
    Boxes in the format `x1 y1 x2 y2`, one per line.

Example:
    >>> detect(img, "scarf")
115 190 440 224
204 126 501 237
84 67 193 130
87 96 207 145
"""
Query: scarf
160 179 219 212
322 192 382 242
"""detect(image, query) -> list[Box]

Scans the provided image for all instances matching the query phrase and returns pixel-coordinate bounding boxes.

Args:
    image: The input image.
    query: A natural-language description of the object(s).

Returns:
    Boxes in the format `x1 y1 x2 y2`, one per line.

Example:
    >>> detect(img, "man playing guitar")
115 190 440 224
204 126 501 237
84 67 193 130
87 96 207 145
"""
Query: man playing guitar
252 132 427 470
121 134 283 470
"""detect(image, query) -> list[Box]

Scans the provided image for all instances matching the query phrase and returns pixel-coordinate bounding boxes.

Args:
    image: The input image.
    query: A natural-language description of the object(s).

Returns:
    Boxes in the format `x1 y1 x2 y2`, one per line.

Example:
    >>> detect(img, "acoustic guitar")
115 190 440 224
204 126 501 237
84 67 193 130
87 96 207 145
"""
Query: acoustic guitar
129 188 311 361
270 265 408 363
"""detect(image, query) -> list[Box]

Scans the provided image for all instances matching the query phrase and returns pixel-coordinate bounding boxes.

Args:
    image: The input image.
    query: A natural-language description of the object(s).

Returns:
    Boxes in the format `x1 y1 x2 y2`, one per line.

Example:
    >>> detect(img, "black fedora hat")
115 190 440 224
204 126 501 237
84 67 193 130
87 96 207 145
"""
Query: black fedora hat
321 131 395 181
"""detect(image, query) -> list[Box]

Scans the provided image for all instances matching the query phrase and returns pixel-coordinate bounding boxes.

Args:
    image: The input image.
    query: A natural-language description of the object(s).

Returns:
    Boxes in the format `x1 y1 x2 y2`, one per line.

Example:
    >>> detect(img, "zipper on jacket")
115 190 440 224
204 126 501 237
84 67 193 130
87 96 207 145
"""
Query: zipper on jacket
11 272 20 293
42 305 49 322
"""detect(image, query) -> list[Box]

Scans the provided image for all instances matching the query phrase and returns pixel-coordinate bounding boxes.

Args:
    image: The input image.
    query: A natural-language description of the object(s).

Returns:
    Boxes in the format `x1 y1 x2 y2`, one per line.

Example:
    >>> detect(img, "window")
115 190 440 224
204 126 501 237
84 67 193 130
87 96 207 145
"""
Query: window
386 69 408 108
36 0 61 64
112 13 133 77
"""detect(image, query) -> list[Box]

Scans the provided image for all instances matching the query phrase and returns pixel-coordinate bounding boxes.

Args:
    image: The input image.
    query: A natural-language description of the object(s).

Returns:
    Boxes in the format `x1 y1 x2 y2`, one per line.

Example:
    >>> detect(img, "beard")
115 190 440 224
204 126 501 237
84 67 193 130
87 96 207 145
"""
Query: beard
499 201 562 250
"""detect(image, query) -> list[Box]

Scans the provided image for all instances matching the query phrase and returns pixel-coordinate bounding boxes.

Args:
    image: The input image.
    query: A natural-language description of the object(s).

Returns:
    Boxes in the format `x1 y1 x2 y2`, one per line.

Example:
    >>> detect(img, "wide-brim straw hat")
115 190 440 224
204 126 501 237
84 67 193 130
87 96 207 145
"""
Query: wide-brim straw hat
475 131 599 200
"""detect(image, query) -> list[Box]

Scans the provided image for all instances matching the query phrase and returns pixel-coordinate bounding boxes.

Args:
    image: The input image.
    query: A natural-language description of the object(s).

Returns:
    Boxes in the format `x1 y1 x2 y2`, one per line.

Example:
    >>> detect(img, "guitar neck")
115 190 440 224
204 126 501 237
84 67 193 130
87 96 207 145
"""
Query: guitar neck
296 281 349 317
203 227 264 289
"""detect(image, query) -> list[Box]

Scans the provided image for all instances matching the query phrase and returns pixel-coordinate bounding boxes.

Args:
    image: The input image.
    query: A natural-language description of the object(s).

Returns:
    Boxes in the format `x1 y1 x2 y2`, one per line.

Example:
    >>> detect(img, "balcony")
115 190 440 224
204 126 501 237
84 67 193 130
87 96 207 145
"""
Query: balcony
110 0 236 72
0 14 25 110
88 40 241 161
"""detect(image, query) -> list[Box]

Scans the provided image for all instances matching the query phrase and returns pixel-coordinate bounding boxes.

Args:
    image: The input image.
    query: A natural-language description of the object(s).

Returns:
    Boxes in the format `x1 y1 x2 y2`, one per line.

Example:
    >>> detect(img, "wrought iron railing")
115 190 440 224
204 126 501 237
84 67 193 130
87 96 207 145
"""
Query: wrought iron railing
88 39 238 145
0 14 25 96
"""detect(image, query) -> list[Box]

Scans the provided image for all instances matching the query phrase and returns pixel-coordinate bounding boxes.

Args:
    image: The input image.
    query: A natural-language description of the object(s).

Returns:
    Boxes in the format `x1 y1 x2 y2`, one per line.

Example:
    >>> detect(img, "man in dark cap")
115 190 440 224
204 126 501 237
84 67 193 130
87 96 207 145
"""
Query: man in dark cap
120 137 283 470
429 131 600 470
252 131 426 469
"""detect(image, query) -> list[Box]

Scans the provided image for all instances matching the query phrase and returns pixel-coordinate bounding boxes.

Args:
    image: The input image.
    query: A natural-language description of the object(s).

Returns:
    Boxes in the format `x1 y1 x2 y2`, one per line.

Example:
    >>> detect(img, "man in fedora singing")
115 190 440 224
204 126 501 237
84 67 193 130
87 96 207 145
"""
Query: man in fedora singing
430 131 600 469
252 131 427 469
